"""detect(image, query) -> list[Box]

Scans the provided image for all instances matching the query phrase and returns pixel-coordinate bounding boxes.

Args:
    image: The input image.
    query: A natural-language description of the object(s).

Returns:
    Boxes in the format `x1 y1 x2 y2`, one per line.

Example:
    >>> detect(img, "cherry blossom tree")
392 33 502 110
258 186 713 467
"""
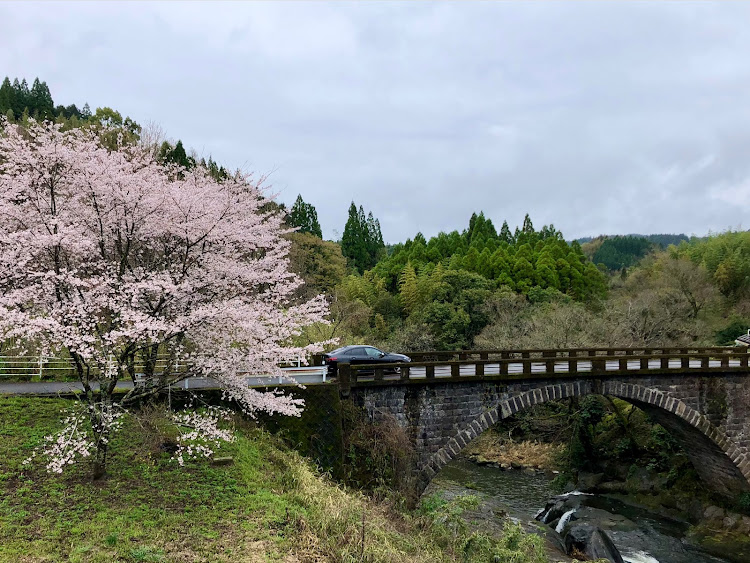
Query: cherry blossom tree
0 119 328 478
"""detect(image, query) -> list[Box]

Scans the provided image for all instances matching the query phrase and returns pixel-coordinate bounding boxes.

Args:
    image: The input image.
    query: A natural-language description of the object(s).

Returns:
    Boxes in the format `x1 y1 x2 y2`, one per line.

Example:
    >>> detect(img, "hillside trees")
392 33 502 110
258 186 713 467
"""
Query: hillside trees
373 213 606 302
476 292 603 350
0 76 86 123
327 212 609 351
286 231 346 299
678 230 750 297
0 120 328 478
476 247 724 350
591 236 654 271
341 202 384 274
157 139 194 169
288 194 323 238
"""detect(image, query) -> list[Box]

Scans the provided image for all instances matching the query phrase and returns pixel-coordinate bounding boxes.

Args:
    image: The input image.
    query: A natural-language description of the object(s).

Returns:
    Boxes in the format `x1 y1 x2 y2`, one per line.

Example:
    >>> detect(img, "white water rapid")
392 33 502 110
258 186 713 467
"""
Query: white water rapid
555 508 576 534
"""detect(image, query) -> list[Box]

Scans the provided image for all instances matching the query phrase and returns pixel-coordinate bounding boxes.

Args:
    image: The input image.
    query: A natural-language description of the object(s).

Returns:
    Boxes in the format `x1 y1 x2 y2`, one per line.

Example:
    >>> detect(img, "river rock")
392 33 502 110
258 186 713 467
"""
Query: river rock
602 460 629 481
596 480 627 494
536 496 583 525
682 498 705 523
703 505 725 520
626 466 667 493
564 521 625 563
577 471 604 492
587 528 625 563
536 499 567 525
571 506 638 532
564 521 594 550
475 455 491 465
723 513 739 530
739 516 750 534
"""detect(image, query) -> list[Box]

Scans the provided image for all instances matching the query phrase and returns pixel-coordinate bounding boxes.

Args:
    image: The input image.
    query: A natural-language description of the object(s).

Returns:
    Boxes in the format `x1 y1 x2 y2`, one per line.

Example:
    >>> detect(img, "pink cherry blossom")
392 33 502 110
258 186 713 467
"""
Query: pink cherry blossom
1 119 330 477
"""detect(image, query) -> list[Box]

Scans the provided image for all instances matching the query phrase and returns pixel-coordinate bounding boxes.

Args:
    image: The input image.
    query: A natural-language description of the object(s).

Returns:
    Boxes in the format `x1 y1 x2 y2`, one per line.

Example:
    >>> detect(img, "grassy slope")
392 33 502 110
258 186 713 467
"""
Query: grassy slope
0 397 546 563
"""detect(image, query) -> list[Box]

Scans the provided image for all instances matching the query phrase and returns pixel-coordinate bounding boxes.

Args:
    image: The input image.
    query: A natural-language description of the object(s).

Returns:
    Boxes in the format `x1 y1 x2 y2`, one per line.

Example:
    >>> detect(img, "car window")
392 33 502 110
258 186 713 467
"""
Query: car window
349 347 364 356
364 347 383 358
329 346 348 355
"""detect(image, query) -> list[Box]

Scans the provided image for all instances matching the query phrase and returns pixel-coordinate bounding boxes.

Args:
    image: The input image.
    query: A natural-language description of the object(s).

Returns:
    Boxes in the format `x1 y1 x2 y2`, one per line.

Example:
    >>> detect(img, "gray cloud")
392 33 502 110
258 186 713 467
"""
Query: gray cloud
1 1 749 242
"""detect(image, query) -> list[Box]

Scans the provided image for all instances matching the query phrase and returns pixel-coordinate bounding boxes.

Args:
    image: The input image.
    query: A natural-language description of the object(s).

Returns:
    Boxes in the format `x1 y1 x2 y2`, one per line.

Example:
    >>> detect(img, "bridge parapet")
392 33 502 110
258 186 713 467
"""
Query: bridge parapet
338 348 750 396
407 346 746 362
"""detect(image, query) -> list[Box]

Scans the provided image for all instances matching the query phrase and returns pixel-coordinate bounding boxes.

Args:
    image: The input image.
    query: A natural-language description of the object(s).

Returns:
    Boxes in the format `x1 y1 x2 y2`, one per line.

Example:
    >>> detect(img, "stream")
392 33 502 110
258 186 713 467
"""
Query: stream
426 458 737 563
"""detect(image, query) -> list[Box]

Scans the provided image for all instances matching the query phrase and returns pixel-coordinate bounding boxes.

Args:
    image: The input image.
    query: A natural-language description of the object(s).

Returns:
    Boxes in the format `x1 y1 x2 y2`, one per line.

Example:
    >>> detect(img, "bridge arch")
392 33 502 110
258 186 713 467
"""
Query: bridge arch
419 380 750 498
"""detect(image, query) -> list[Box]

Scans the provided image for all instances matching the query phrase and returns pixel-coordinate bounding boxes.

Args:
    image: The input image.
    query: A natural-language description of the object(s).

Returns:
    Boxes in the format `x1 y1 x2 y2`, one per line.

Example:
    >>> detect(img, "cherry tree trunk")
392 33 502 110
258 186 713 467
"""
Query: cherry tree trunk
92 439 108 480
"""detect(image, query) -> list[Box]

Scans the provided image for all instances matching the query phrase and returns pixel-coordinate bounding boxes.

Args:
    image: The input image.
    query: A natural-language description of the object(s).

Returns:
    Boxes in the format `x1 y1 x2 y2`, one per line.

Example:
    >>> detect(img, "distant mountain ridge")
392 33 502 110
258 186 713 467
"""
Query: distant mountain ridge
577 234 690 271
575 234 689 246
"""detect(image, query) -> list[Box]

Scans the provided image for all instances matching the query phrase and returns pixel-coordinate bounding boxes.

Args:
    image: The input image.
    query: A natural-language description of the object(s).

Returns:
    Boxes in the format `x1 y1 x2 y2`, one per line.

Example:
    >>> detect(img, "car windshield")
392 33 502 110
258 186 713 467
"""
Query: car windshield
328 346 349 355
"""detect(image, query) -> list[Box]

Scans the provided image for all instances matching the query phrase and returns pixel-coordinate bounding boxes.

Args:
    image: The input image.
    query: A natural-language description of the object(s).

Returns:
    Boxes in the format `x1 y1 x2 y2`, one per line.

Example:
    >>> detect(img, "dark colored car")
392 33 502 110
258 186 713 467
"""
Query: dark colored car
323 345 411 376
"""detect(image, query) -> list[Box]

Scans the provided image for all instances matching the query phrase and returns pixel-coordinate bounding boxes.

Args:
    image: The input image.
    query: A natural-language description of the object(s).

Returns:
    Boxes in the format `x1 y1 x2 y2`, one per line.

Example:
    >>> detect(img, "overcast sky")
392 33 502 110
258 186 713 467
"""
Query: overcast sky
2 2 749 243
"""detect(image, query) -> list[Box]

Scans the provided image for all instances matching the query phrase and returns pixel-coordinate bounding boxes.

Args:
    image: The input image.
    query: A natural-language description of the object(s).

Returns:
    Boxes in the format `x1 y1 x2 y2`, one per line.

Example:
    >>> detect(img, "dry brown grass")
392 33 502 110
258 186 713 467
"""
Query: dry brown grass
285 455 448 562
464 430 566 471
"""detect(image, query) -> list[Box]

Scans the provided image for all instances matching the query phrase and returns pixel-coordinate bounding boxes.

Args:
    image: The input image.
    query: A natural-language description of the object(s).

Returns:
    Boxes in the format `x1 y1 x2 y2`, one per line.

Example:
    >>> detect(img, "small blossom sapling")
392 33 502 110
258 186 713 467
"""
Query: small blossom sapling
23 402 124 474
170 407 235 466
0 119 330 478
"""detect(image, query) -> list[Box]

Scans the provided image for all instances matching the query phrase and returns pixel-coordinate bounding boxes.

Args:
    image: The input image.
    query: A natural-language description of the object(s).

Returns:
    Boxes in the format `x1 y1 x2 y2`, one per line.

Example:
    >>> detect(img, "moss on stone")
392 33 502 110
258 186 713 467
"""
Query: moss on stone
255 383 344 479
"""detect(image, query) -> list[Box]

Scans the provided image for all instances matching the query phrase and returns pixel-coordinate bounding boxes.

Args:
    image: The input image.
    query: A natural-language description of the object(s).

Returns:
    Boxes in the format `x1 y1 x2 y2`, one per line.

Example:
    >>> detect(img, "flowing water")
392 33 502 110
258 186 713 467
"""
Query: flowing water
427 458 738 563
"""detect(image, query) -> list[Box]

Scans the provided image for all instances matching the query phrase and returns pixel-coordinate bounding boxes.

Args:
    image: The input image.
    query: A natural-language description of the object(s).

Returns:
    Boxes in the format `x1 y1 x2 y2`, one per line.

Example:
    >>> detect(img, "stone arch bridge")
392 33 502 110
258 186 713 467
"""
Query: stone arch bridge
337 347 750 498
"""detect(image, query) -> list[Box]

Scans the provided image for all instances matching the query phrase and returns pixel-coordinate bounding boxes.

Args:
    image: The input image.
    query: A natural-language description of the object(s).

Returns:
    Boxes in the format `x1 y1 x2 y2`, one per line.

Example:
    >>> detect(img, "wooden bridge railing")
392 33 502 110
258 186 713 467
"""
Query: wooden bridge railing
336 348 750 396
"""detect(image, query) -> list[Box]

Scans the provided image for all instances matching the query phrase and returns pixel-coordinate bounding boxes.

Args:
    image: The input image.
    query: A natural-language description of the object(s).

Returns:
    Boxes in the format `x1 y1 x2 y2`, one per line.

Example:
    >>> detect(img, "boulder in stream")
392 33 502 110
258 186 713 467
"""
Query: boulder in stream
564 522 625 563
577 471 604 492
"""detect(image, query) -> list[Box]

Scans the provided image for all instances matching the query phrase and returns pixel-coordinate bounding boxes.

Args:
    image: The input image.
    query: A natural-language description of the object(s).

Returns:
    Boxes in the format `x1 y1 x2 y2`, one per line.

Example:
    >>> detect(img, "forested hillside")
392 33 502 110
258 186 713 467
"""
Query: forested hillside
304 215 747 354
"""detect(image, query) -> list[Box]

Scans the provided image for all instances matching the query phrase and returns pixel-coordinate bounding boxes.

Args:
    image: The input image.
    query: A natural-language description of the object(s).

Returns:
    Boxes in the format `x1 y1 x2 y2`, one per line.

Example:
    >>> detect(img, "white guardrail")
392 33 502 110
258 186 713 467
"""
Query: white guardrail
0 355 327 385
